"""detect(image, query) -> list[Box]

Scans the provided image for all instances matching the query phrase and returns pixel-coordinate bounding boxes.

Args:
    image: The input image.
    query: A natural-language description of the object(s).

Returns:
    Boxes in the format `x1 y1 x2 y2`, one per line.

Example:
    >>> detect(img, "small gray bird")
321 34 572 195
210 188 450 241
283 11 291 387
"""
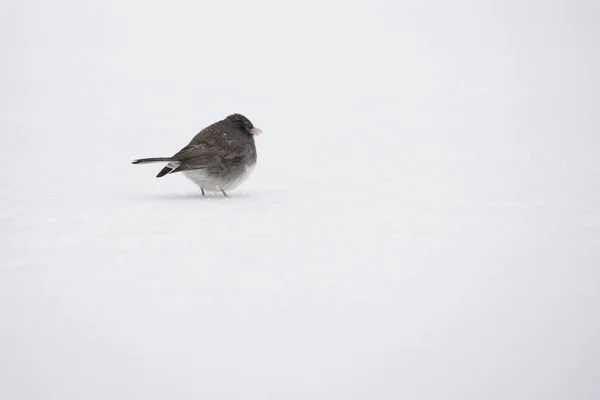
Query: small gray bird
132 114 261 197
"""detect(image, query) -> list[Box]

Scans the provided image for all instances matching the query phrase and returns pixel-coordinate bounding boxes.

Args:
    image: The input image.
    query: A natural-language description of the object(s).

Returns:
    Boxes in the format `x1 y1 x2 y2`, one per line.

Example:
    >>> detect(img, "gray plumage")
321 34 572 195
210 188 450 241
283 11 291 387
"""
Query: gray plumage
133 114 261 196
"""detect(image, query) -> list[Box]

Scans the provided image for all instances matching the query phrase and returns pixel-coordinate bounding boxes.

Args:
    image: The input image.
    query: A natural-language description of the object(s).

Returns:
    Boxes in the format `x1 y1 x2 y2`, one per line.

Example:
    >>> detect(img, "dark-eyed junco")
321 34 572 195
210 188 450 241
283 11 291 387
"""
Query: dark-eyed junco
132 114 261 197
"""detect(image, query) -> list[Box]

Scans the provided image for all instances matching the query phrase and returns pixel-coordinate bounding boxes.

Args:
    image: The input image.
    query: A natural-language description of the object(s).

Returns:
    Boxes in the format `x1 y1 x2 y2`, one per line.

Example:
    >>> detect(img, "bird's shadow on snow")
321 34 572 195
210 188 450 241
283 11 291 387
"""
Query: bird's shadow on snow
135 191 256 202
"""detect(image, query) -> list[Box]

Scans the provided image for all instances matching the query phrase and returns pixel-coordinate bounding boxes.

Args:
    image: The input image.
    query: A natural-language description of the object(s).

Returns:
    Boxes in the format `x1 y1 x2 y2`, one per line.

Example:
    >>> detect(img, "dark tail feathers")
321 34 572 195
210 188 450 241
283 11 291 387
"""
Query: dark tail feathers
132 157 179 178
156 165 178 178
132 157 174 164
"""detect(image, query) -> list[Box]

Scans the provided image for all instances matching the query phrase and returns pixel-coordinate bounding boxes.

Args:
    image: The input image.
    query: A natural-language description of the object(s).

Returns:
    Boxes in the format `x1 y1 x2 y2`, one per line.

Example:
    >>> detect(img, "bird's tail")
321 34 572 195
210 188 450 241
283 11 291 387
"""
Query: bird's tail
132 157 181 178
131 157 174 164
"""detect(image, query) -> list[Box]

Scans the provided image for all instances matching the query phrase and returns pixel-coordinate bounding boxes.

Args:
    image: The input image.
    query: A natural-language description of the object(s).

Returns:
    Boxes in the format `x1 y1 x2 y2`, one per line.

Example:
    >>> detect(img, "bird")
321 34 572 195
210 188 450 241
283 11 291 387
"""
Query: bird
132 113 261 197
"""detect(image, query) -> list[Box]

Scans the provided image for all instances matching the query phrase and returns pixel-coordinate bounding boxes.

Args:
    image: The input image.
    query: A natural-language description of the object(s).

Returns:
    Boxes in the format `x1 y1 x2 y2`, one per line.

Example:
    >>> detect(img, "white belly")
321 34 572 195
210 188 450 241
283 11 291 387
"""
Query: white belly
182 170 220 191
181 163 255 192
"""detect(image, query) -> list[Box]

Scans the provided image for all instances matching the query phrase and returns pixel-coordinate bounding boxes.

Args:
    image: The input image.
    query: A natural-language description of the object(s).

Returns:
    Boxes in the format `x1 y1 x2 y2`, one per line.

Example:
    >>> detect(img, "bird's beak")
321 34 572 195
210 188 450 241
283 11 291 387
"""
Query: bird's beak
250 127 262 135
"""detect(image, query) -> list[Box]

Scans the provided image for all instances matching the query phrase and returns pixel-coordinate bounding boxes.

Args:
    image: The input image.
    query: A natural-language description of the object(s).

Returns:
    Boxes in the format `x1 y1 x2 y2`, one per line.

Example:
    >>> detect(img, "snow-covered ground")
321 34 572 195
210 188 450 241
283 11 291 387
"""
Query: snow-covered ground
1 1 599 399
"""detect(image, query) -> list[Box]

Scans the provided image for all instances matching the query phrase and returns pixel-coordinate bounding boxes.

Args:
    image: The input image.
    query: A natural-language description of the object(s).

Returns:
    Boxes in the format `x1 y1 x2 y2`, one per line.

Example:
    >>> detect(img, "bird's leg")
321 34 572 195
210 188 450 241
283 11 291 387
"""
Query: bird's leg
200 187 205 196
220 189 228 198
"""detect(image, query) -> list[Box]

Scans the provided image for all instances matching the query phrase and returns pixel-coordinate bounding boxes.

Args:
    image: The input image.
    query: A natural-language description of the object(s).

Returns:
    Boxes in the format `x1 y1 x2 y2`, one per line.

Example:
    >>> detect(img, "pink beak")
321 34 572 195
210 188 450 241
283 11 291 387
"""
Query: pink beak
250 127 262 135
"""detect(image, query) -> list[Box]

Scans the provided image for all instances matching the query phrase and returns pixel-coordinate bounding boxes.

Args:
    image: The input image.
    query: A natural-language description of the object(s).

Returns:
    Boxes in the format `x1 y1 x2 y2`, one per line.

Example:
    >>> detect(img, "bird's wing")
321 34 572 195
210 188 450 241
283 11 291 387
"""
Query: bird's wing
172 142 222 171
164 119 249 174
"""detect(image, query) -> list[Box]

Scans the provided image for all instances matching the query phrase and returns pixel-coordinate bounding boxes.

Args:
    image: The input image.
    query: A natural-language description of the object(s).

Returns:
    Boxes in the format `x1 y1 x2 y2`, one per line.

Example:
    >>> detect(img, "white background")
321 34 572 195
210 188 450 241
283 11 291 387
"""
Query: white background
1 0 599 399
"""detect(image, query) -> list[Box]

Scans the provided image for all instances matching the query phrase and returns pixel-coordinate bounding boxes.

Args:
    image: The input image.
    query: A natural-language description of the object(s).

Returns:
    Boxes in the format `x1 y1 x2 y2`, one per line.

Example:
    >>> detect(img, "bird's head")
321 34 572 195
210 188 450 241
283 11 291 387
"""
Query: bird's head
226 114 262 136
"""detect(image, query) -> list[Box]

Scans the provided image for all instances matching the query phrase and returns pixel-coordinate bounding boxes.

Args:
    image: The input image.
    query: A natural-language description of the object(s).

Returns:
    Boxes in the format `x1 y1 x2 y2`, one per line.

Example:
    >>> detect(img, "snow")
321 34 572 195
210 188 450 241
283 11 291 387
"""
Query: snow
1 0 600 399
